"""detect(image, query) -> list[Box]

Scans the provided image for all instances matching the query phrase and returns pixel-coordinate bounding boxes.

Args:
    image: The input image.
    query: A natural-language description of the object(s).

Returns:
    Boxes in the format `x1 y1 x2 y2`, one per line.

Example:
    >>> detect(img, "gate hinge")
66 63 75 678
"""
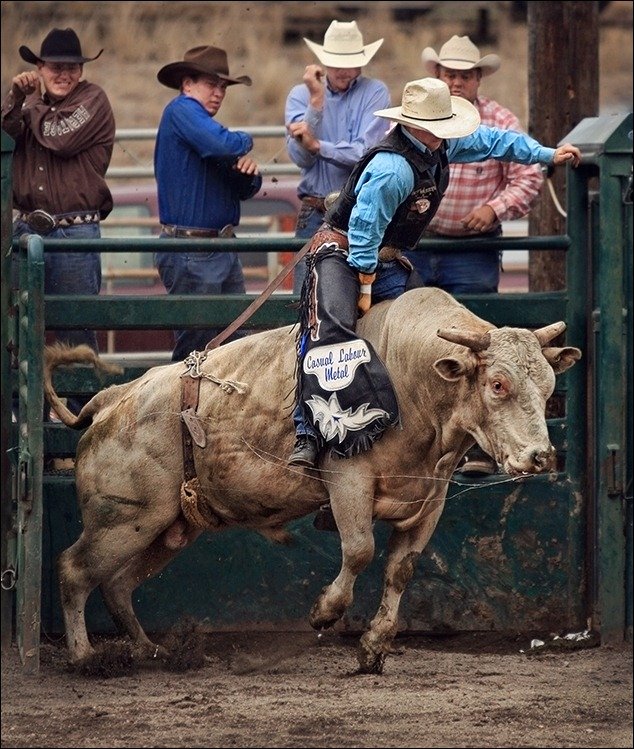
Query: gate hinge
1 566 17 591
606 443 623 498
17 457 31 512
2 523 17 590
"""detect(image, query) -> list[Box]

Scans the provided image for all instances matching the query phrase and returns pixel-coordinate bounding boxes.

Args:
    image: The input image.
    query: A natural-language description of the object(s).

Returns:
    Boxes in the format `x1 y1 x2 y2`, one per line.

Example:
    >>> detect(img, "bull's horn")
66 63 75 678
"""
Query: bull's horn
436 328 491 352
533 321 566 346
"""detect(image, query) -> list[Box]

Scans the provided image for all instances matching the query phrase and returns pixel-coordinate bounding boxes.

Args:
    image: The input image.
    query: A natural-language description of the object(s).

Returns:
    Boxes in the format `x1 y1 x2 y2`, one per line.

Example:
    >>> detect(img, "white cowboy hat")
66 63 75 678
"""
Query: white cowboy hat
304 20 383 68
421 35 501 77
374 78 480 139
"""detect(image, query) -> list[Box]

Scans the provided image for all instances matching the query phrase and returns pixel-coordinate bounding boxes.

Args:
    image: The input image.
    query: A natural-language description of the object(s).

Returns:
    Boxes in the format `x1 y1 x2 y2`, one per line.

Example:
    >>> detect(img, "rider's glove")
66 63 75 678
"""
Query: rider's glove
357 272 376 315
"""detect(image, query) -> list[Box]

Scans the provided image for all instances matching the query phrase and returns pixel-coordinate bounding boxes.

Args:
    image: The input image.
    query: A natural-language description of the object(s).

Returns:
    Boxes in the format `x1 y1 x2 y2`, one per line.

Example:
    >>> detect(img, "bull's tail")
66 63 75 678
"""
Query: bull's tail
43 343 123 429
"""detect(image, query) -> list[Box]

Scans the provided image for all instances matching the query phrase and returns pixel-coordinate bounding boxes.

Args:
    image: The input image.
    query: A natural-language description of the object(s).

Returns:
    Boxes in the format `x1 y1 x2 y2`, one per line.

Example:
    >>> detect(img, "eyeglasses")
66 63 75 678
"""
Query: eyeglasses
44 62 82 74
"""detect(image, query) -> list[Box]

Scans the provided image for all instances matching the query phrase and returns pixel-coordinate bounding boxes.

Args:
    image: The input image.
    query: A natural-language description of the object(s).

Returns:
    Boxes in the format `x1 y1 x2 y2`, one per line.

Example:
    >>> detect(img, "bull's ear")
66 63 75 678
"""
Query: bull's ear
433 356 475 381
542 346 582 373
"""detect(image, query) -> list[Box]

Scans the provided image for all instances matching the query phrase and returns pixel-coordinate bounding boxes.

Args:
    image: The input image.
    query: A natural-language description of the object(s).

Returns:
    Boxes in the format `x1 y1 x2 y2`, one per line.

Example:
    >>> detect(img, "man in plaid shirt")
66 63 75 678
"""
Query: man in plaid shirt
405 35 544 476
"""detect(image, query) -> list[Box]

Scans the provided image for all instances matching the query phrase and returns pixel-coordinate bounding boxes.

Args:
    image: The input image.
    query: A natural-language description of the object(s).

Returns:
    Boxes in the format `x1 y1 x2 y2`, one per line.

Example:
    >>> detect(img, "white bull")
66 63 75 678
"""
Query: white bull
44 287 581 673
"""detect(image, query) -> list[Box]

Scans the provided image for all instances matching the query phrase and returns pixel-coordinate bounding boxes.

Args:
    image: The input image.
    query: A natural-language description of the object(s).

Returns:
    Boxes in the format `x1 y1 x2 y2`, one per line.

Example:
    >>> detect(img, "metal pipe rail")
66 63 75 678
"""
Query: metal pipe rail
10 234 572 254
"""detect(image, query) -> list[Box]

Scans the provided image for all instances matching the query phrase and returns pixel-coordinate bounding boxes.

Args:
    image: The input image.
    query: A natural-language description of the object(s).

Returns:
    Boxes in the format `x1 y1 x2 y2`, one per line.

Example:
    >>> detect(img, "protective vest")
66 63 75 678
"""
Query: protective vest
325 126 450 251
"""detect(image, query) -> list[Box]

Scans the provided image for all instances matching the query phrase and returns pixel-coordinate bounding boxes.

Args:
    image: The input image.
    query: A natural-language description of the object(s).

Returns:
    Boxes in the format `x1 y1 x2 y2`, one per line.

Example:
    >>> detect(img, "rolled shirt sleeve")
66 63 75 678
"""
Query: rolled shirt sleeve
346 152 414 274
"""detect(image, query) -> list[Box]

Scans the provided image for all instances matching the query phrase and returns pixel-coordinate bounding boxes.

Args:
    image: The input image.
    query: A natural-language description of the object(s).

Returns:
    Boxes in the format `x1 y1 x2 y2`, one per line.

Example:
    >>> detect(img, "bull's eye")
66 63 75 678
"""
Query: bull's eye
491 380 505 394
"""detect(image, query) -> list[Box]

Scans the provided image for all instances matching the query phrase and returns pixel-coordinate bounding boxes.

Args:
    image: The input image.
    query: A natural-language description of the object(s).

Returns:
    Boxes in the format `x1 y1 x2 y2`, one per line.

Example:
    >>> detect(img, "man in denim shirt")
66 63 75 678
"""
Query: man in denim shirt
285 20 390 294
154 46 262 361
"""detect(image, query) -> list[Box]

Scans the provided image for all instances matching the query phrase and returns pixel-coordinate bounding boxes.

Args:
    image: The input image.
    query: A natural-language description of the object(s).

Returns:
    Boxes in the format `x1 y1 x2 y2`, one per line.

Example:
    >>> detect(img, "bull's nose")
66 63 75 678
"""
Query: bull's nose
532 446 556 471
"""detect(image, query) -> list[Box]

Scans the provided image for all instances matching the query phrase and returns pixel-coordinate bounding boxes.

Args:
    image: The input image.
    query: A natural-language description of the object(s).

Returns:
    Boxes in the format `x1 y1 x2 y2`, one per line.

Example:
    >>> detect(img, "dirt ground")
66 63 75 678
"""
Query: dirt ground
1 628 631 749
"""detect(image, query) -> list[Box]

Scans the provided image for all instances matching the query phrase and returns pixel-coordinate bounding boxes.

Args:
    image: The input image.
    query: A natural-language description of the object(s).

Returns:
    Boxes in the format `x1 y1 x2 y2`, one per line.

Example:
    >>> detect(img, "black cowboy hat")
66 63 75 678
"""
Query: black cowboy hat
157 46 251 89
19 27 103 65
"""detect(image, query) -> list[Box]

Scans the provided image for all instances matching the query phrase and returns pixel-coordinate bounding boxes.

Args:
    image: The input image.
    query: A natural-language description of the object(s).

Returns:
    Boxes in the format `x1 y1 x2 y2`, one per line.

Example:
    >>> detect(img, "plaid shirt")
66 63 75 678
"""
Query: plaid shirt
428 96 544 236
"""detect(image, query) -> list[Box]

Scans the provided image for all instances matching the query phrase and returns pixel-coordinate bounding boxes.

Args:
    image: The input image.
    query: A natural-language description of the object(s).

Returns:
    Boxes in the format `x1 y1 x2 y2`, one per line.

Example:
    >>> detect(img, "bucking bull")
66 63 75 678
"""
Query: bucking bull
44 287 581 674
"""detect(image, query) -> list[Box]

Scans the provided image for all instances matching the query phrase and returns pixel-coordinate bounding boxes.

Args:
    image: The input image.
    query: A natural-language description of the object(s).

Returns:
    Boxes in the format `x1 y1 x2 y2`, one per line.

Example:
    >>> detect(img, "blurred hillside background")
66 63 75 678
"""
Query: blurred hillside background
1 0 632 171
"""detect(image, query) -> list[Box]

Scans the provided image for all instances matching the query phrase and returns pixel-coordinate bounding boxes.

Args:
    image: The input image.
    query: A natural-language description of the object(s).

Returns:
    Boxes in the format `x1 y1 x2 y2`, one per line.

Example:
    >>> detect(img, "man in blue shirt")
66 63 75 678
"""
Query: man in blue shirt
288 77 581 468
154 46 262 361
285 20 391 294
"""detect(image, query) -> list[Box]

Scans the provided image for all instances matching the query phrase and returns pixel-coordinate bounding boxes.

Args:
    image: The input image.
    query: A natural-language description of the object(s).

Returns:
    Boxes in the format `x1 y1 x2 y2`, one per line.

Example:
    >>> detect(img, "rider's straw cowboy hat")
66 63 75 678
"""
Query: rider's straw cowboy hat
304 20 383 68
374 78 481 139
421 35 500 77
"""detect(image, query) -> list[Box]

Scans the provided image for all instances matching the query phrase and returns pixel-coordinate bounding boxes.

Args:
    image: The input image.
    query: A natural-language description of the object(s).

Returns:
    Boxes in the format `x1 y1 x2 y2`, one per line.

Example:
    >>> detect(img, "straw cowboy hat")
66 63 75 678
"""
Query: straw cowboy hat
304 20 383 68
374 78 480 139
19 27 103 64
157 46 251 89
421 35 500 77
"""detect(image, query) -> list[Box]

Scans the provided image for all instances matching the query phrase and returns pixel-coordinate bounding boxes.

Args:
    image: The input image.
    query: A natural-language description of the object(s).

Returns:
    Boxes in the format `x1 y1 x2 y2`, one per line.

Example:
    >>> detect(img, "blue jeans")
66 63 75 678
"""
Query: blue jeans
13 220 102 350
292 204 326 294
155 236 246 361
403 246 501 294
13 220 102 414
293 257 411 438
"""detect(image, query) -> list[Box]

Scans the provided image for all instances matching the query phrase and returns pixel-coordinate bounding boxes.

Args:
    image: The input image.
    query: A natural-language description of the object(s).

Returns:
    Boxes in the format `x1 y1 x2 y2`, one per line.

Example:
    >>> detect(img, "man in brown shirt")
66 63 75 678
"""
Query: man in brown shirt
1 27 115 368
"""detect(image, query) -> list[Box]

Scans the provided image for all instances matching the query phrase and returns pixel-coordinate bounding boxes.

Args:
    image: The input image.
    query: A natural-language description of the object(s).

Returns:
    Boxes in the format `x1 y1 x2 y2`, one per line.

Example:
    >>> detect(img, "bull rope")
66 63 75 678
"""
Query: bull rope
238 437 553 504
108 410 551 508
182 350 247 394
180 478 223 530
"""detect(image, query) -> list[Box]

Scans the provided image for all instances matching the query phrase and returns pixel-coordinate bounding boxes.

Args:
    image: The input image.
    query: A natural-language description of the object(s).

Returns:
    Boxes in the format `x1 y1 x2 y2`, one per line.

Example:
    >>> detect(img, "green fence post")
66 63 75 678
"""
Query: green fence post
15 235 45 672
565 112 633 643
563 160 591 626
594 118 632 644
1 129 15 654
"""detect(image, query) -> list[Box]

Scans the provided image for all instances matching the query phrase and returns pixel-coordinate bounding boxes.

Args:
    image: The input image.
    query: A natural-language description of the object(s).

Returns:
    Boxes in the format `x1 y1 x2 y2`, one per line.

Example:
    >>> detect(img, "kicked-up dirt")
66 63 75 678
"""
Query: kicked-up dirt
1 628 632 748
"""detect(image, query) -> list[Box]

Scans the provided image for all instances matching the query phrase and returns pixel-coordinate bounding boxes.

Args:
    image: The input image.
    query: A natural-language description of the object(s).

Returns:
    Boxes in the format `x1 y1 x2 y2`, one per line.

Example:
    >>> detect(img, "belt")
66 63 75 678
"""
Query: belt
424 227 502 241
307 230 413 273
161 224 235 238
377 245 414 273
307 224 349 254
379 246 407 262
309 228 404 263
16 209 100 234
300 196 326 213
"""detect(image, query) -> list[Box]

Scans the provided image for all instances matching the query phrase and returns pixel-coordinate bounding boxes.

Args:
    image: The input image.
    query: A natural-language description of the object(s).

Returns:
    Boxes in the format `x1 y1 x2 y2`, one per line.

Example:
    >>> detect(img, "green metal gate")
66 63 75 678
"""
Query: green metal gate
564 113 633 644
1 115 631 672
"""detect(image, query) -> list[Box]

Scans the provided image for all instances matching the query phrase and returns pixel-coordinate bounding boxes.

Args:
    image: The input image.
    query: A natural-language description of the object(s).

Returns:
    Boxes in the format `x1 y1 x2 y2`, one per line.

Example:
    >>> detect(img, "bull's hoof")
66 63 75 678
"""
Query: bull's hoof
308 586 346 630
73 641 137 678
357 647 386 674
308 607 339 631
133 642 170 665
357 631 387 674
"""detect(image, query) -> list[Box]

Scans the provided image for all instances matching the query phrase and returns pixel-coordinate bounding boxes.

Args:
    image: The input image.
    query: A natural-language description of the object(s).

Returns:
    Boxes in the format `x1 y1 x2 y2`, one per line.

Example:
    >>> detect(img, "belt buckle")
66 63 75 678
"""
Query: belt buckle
27 209 56 234
324 191 340 211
